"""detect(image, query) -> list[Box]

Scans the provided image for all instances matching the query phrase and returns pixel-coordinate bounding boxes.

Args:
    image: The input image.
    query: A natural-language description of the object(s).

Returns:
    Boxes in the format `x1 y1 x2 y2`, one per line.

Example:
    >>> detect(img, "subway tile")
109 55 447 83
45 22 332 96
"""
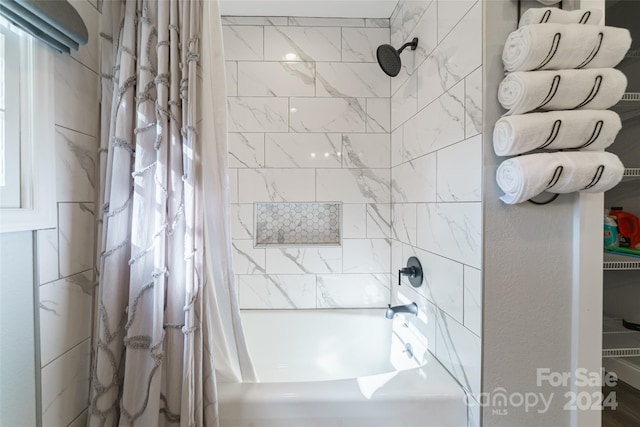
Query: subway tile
464 266 482 337
416 202 482 268
238 61 315 96
58 203 95 278
343 239 391 273
40 271 93 366
317 169 391 203
264 26 341 61
265 133 341 168
391 72 417 130
392 153 437 203
229 203 254 240
238 169 315 202
437 0 478 42
288 17 365 27
465 66 482 138
222 16 288 26
55 127 96 202
222 26 263 60
228 133 265 168
266 247 342 274
232 240 266 274
225 61 238 96
289 97 366 132
367 203 392 239
317 274 390 308
342 204 367 238
41 339 91 427
316 63 390 97
228 97 289 132
37 228 59 285
436 135 482 202
55 55 98 137
366 98 391 133
392 203 417 245
238 274 316 309
342 134 390 169
404 81 465 161
70 0 99 72
342 27 390 62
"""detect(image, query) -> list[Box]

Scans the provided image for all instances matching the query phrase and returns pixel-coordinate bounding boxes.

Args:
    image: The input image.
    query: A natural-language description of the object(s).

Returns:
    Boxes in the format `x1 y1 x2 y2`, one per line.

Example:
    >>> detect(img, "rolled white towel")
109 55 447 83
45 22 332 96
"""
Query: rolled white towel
503 24 631 72
519 8 603 27
498 68 627 115
536 0 561 4
493 110 622 156
496 151 625 204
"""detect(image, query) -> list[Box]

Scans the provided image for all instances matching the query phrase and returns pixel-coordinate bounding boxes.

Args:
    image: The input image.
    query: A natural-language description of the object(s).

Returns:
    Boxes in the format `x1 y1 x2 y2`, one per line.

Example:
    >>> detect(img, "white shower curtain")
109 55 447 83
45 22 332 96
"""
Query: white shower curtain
89 1 255 426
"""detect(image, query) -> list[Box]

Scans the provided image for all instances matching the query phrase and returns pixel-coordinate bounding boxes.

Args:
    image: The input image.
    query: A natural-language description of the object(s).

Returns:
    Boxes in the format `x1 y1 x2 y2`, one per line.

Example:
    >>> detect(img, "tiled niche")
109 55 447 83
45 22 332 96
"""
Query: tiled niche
223 16 393 310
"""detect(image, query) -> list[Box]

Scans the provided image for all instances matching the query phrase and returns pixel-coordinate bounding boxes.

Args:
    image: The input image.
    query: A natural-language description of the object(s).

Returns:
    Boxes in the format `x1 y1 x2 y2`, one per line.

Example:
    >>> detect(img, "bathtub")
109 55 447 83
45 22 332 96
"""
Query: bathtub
217 309 468 427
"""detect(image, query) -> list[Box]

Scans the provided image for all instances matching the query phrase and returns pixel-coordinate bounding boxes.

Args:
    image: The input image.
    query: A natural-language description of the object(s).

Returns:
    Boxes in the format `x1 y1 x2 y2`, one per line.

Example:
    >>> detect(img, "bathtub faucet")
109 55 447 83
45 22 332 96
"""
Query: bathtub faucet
385 302 418 319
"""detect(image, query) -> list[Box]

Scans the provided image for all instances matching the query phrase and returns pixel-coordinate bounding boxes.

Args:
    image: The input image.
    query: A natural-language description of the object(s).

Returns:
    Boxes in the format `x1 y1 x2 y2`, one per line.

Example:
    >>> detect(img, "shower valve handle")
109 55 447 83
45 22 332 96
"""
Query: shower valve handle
397 256 424 288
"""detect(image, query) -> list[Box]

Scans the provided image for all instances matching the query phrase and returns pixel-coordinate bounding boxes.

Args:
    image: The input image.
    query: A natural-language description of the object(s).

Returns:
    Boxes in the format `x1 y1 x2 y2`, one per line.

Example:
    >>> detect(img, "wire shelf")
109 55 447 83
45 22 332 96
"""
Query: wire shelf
623 168 640 178
626 50 640 58
603 318 640 358
621 92 640 102
603 252 640 270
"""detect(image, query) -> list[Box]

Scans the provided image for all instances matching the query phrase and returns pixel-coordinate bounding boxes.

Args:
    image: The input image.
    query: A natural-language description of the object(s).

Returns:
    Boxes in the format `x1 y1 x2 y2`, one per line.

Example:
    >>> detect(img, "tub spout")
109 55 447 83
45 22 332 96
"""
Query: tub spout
385 302 418 319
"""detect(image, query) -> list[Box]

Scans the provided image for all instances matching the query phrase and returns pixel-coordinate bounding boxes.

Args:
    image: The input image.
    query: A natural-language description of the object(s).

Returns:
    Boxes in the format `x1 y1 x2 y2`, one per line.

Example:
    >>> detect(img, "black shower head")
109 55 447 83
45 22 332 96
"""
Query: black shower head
376 37 419 77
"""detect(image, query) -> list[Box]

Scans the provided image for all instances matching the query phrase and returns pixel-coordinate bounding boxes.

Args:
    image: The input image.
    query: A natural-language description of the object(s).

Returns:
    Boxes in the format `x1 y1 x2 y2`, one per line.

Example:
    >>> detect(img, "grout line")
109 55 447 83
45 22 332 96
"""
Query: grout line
41 337 91 370
55 124 97 139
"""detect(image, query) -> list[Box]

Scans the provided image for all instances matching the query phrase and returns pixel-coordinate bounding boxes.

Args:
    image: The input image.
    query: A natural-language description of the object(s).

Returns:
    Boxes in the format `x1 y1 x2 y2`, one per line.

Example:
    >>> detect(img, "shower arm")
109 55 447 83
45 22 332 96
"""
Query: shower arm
397 37 419 54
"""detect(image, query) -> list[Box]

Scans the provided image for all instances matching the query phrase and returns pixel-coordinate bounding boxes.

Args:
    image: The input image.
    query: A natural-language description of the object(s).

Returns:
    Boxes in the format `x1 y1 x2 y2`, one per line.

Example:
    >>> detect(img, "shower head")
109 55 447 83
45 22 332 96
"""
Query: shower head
376 37 419 77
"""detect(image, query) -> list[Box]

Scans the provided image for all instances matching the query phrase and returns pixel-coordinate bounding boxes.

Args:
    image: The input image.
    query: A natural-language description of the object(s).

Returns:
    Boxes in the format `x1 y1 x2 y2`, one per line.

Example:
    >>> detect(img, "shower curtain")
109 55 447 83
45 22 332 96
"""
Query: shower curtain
89 1 255 426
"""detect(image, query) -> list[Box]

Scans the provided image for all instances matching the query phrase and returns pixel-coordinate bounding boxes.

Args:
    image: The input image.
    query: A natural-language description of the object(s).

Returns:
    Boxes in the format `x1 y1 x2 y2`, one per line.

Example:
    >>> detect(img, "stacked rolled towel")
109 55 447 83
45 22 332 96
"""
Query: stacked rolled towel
496 151 625 204
519 7 603 27
493 110 622 156
498 68 627 115
503 24 631 72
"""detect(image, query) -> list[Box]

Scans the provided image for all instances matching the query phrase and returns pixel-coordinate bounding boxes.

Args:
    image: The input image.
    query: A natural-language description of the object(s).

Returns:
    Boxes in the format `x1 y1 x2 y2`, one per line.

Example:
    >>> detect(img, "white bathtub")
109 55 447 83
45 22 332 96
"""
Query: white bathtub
218 309 468 427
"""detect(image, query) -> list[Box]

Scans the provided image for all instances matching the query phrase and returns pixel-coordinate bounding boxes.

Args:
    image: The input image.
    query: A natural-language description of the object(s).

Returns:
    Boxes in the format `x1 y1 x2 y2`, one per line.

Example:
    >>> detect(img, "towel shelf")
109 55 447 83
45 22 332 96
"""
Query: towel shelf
612 92 640 121
623 168 640 178
603 318 640 358
604 252 640 270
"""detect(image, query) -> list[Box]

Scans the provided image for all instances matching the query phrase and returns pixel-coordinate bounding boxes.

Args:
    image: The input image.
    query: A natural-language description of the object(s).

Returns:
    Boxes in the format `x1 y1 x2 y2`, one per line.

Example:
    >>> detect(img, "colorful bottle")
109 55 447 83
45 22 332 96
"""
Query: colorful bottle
609 207 640 249
604 211 619 248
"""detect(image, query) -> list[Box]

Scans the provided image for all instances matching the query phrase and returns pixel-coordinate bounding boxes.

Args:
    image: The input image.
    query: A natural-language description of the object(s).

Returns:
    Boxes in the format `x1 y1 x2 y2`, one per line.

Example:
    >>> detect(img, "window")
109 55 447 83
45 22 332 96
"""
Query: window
0 15 55 232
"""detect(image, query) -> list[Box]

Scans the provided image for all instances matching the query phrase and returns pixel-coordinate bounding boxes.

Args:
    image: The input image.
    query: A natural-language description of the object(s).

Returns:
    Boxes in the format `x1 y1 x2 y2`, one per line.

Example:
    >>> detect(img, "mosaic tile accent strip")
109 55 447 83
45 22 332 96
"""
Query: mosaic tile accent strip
255 202 341 246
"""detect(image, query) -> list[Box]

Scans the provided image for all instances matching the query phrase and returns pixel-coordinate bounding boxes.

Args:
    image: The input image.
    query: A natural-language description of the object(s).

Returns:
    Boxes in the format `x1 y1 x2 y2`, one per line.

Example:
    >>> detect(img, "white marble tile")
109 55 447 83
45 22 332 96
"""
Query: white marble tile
342 134 390 169
391 239 403 277
37 228 59 285
342 204 367 238
391 72 417 130
436 309 482 395
70 0 99 72
317 274 390 308
228 133 264 168
266 247 342 274
402 1 433 38
464 266 482 337
41 339 91 427
265 133 341 168
366 98 391 133
238 274 316 309
437 135 482 202
55 55 98 137
228 168 238 203
232 240 266 274
68 410 88 427
40 271 93 366
225 61 238 96
222 16 288 26
228 97 289 132
404 81 465 161
238 62 316 96
290 97 366 132
415 248 464 323
56 126 96 202
316 63 390 98
405 1 438 74
366 18 390 28
392 153 437 203
58 203 95 278
392 203 417 245
465 66 482 138
265 26 341 62
437 0 477 42
317 169 391 203
288 17 365 27
396 281 439 352
390 3 405 48
238 169 315 202
417 2 481 109
343 239 391 273
229 204 254 240
391 126 403 167
222 26 263 60
342 28 390 62
367 203 392 238
416 202 482 268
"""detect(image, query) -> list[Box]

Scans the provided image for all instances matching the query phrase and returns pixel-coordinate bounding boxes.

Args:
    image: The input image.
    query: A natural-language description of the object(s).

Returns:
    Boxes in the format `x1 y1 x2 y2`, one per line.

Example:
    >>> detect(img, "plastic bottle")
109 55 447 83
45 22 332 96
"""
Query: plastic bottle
604 210 619 248
609 207 640 249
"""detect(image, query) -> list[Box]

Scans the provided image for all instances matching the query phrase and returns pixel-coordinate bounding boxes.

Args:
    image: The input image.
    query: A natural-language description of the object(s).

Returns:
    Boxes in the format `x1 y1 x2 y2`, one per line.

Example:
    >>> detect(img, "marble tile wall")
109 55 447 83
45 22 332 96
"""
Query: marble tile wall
36 1 100 425
223 16 392 310
389 1 482 425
